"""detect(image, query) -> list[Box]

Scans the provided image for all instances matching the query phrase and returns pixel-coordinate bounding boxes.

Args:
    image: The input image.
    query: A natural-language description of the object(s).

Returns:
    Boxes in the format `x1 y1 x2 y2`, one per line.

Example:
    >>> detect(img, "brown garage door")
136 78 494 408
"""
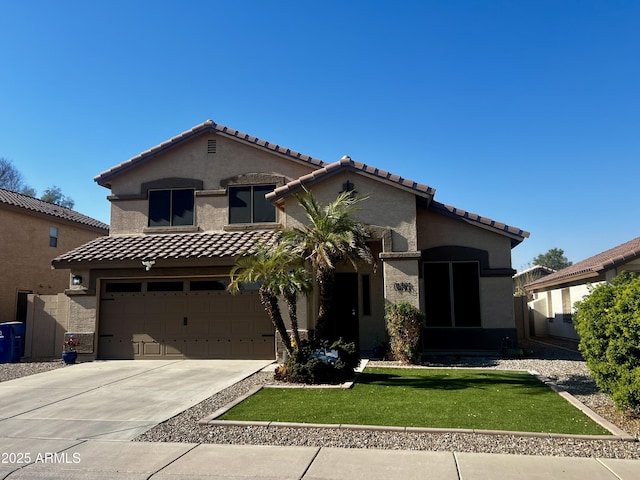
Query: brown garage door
98 279 275 359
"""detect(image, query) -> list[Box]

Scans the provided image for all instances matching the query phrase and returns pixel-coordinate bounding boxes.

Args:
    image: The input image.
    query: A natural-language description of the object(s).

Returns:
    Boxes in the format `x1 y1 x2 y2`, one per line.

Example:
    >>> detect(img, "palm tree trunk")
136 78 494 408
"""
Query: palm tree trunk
285 292 302 350
315 268 335 340
259 286 293 355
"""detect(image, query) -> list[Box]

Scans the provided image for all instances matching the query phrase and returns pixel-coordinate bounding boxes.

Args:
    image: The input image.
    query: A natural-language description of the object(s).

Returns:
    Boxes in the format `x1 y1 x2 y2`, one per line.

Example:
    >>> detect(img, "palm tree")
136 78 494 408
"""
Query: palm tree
228 241 310 355
284 188 372 340
270 261 312 350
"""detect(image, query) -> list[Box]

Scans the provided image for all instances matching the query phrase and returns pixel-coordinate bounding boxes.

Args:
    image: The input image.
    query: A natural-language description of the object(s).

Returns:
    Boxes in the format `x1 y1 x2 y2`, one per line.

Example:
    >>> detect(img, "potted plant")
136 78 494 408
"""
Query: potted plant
62 334 80 364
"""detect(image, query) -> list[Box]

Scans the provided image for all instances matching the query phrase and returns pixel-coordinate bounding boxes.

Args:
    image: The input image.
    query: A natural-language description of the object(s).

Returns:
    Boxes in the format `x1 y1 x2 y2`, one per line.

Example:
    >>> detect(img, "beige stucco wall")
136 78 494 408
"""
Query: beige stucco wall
417 207 516 330
480 277 515 328
107 134 318 235
281 171 418 253
0 208 106 324
417 208 513 268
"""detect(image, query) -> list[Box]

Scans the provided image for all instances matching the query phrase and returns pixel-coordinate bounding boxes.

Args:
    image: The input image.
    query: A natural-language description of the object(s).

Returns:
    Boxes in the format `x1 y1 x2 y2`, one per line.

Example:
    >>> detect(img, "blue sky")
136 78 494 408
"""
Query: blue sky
1 0 638 271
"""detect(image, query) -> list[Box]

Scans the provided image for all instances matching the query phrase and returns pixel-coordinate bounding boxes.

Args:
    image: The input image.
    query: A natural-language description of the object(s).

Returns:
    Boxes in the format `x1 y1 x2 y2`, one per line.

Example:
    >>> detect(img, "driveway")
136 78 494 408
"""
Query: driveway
0 359 273 441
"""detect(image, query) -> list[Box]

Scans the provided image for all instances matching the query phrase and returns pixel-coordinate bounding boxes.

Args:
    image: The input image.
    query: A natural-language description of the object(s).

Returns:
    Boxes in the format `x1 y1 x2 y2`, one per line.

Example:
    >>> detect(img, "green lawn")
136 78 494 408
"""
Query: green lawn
219 367 610 435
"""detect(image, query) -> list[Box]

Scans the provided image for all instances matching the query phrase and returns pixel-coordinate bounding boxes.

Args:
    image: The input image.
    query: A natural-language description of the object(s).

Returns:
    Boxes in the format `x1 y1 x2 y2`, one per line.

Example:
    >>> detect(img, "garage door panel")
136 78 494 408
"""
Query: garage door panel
231 295 255 314
254 337 275 358
187 297 209 314
231 340 251 358
99 281 274 360
145 297 165 314
186 340 208 357
143 318 163 338
165 317 185 335
211 294 233 313
165 340 183 356
99 337 136 360
186 314 210 335
141 341 161 356
209 316 230 335
205 340 229 358
165 297 186 314
231 318 251 335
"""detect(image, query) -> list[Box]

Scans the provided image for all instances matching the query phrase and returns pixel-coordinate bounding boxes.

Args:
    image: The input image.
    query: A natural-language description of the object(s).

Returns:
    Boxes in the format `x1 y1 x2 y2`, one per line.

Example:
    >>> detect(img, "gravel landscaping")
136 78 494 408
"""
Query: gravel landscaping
0 358 68 382
2 342 639 459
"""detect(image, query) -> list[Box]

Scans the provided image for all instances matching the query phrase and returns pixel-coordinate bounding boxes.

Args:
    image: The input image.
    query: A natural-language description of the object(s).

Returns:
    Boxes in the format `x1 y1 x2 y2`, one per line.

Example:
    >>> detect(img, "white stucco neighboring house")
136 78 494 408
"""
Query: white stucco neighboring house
526 236 640 341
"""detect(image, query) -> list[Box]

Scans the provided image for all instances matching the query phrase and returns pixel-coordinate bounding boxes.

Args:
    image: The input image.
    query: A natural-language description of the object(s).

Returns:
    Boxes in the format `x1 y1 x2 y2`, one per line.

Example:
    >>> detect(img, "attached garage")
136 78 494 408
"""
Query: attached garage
98 278 275 360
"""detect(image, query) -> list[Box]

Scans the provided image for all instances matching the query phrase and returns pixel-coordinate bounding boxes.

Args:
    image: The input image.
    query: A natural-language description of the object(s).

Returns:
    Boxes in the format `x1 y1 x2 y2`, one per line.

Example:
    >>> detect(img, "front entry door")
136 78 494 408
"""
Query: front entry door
325 273 359 346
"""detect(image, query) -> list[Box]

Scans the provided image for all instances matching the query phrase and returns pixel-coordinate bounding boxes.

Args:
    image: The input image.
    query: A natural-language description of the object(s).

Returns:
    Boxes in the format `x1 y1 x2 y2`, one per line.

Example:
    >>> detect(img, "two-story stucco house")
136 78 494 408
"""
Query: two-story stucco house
0 189 108 326
52 120 529 360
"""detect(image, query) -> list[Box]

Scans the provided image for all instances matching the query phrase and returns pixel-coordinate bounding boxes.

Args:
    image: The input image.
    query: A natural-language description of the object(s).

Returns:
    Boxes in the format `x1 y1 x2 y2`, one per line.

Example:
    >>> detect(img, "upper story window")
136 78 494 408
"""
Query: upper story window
148 188 195 227
229 185 276 224
49 226 59 247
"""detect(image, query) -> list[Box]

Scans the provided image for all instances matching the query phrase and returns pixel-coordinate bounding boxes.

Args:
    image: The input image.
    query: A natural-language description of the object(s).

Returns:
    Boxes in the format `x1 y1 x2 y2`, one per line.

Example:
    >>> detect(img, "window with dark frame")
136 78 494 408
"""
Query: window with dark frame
229 185 276 224
49 226 58 247
148 189 195 227
105 282 143 293
424 261 481 327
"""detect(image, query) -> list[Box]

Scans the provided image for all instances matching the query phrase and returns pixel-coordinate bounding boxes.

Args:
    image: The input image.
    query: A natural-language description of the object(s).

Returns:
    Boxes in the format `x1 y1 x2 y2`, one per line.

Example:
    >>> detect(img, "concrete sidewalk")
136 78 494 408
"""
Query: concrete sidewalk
0 439 639 479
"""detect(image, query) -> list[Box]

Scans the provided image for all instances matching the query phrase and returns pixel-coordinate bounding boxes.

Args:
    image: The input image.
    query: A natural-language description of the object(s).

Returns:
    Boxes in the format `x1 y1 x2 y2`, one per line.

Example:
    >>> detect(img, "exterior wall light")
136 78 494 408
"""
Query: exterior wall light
71 275 83 286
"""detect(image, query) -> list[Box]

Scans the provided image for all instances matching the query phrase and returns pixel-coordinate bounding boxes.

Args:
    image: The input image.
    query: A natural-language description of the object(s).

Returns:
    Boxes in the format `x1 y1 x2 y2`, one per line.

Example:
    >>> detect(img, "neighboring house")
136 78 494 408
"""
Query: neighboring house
52 120 529 360
526 236 640 340
513 265 555 298
0 188 109 324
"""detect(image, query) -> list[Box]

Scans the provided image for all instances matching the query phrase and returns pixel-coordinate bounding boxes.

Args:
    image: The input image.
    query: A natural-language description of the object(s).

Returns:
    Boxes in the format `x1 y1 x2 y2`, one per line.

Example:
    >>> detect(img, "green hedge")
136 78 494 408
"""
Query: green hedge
385 302 425 364
573 272 640 414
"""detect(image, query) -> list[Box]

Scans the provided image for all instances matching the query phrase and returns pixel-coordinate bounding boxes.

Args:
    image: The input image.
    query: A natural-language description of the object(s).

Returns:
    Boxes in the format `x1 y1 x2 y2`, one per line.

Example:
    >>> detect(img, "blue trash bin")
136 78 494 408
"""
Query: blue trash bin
0 322 25 363
0 324 13 363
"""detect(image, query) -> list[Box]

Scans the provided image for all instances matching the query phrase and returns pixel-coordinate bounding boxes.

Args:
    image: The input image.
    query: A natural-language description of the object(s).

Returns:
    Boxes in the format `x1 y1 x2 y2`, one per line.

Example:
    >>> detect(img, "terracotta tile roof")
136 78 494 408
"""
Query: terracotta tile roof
526 236 640 290
429 201 529 247
0 188 109 231
266 155 436 202
94 120 326 188
51 230 279 268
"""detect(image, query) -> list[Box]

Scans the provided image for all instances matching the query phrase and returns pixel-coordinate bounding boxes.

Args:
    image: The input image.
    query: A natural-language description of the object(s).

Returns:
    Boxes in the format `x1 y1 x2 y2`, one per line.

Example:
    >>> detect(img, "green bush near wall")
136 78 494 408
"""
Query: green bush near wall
574 271 640 415
385 302 425 364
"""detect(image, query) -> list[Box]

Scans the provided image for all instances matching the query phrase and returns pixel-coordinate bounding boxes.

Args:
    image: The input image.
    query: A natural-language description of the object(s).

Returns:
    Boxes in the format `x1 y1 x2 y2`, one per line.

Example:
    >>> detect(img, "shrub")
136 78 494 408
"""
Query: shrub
385 302 425 364
274 338 360 384
573 272 640 415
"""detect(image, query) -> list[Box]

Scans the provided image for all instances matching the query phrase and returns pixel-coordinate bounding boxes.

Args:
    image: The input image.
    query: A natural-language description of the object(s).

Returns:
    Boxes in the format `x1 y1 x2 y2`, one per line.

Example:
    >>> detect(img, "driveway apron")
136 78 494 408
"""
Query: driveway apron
0 360 272 441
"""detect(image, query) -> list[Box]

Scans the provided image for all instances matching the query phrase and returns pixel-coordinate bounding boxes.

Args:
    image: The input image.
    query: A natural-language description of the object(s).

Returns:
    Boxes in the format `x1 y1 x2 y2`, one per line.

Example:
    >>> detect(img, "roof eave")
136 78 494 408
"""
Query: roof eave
526 270 601 291
95 120 326 189
267 159 435 205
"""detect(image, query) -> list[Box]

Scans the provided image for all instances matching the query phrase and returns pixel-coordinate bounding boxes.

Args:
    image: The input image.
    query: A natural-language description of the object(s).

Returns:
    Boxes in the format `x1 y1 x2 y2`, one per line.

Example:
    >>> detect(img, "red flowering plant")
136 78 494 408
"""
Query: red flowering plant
63 334 80 353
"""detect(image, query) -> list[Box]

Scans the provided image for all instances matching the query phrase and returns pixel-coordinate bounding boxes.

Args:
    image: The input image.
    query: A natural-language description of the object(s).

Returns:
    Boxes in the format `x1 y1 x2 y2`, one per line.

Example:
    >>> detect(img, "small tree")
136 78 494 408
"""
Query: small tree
385 302 425 364
573 272 640 414
228 243 295 355
533 248 572 270
41 185 75 208
0 157 33 194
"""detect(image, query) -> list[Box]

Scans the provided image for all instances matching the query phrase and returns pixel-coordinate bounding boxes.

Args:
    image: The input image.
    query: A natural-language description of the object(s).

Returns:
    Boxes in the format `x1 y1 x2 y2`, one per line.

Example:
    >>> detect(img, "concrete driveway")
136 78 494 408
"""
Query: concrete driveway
0 359 273 441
